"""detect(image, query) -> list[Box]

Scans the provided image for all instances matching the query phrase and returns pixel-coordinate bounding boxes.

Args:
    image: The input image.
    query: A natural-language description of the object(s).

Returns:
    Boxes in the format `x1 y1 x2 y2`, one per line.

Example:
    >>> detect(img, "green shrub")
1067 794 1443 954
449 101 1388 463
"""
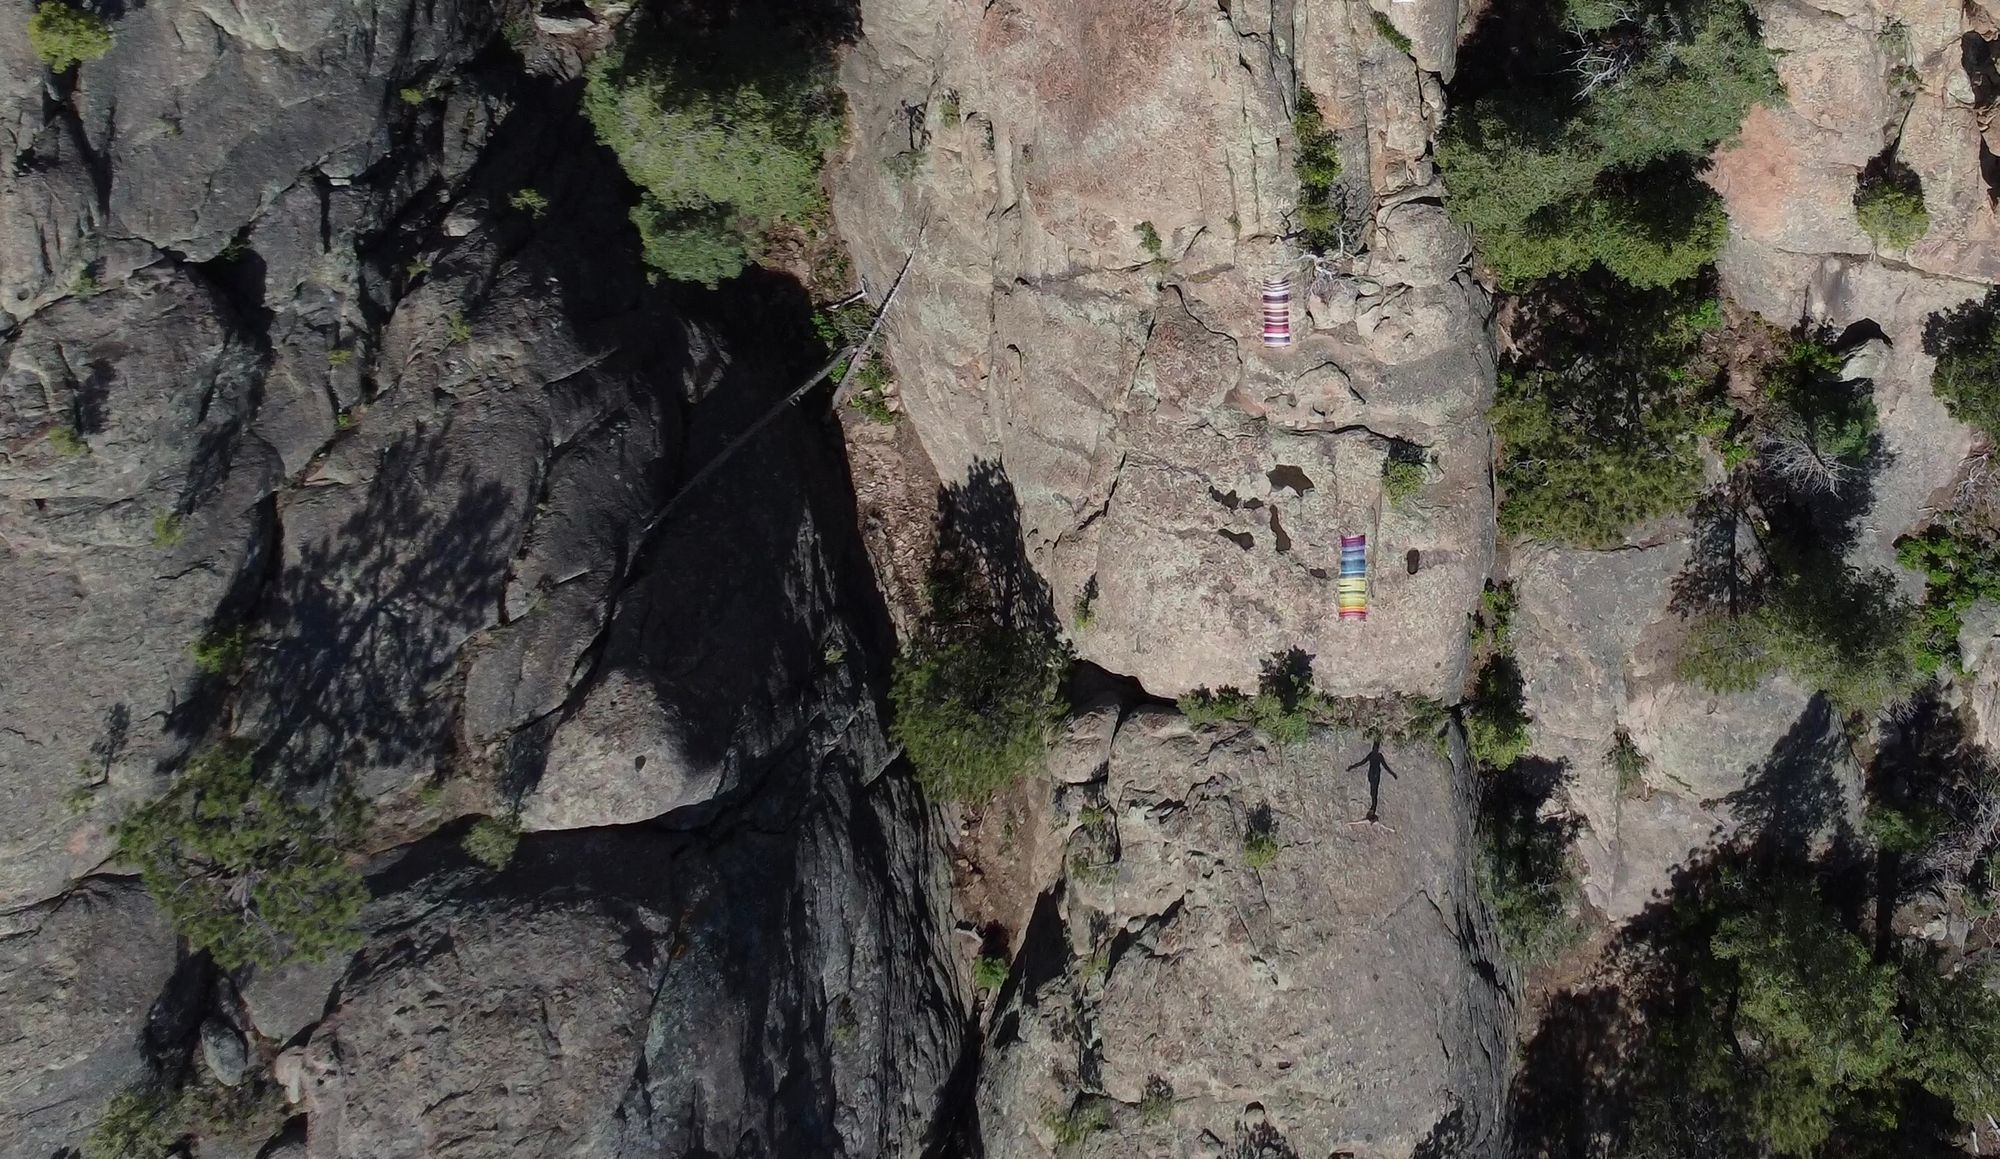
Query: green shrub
398 86 426 106
972 952 1010 990
191 628 246 677
1139 1076 1175 1124
1370 9 1412 53
1044 1097 1111 1148
508 187 550 219
1495 282 1722 545
1242 831 1278 869
1928 289 2000 439
1133 220 1162 258
1383 454 1427 506
1292 87 1346 254
150 511 184 548
1179 685 1251 728
462 814 521 870
1466 657 1532 769
86 1087 180 1159
1855 173 1929 249
1679 564 1922 715
1709 889 1904 1154
583 25 840 285
1904 960 2000 1129
48 424 87 457
1896 527 2000 675
1072 576 1099 630
846 357 896 424
115 744 367 970
1758 335 1877 496
891 619 1064 801
28 2 112 71
1439 0 1777 287
88 1079 285 1159
1475 774 1580 963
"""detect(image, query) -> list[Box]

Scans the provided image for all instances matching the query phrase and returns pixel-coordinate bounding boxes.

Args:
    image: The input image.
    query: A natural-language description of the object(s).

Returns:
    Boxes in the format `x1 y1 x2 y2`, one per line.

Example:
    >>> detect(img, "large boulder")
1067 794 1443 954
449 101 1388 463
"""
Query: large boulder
1710 4 1997 574
306 790 962 1158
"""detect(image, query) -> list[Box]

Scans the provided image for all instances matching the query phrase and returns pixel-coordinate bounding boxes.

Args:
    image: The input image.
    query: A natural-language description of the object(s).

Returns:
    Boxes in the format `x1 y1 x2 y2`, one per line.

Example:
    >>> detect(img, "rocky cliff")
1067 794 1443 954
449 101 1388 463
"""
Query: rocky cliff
1 0 964 1153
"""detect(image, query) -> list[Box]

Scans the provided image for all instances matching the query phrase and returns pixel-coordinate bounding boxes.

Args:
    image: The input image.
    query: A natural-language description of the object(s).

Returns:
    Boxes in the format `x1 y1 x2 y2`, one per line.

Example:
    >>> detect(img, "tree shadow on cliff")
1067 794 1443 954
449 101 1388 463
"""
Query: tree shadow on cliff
1721 693 1860 876
1669 485 1765 618
249 432 519 792
928 460 1058 641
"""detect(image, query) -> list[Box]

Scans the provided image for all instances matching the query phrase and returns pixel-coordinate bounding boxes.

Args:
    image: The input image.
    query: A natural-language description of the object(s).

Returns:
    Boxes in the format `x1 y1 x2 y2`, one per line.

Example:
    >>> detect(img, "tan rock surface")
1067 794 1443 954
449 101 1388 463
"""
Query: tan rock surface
833 0 1493 699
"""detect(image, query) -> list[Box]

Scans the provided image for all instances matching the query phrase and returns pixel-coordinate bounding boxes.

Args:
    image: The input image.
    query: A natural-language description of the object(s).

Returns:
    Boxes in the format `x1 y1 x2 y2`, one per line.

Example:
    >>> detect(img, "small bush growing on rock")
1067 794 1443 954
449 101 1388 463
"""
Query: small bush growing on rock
1242 803 1279 869
1178 686 1251 728
1475 764 1580 965
150 511 184 548
1133 220 1162 259
1927 288 2000 440
846 358 896 424
1679 563 1923 716
1896 527 2000 675
1382 450 1428 507
1139 1076 1175 1125
28 1 112 71
47 424 87 457
1291 87 1348 254
88 1077 285 1159
1855 163 1929 249
190 628 246 677
1044 1097 1111 1148
116 743 368 970
1370 10 1412 53
1757 334 1878 497
462 814 522 870
508 187 550 219
1465 658 1532 770
583 15 841 285
972 952 1009 991
86 1087 180 1159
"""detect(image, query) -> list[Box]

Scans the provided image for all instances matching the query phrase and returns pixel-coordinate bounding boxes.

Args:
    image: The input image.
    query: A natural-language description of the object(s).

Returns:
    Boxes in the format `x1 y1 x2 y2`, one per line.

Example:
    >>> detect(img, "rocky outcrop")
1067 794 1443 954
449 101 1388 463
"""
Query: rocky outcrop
1 0 964 1154
972 710 1512 1158
1508 540 1830 917
832 0 1495 700
1709 0 1996 572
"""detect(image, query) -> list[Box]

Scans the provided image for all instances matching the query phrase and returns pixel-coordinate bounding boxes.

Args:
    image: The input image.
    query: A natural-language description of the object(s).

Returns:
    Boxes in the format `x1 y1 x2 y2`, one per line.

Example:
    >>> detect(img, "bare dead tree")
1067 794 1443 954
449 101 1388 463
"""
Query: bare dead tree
1761 417 1859 497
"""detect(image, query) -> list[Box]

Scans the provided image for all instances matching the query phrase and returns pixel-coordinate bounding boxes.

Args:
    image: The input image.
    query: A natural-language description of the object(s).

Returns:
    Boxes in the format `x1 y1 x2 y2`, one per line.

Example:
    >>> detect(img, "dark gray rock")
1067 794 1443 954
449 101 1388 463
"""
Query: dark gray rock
0 264 275 909
0 881 181 1159
305 783 961 1158
201 1018 250 1087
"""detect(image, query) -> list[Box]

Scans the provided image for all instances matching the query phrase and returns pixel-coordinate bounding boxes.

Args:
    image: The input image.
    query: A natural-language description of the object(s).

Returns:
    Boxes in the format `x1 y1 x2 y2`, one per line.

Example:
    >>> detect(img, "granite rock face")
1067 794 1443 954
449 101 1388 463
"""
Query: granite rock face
832 0 1495 701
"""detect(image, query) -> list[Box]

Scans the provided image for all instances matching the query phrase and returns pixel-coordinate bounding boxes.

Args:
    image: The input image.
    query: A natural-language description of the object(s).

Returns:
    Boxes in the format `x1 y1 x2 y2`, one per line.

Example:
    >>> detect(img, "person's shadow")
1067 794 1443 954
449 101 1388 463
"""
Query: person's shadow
1348 739 1397 823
